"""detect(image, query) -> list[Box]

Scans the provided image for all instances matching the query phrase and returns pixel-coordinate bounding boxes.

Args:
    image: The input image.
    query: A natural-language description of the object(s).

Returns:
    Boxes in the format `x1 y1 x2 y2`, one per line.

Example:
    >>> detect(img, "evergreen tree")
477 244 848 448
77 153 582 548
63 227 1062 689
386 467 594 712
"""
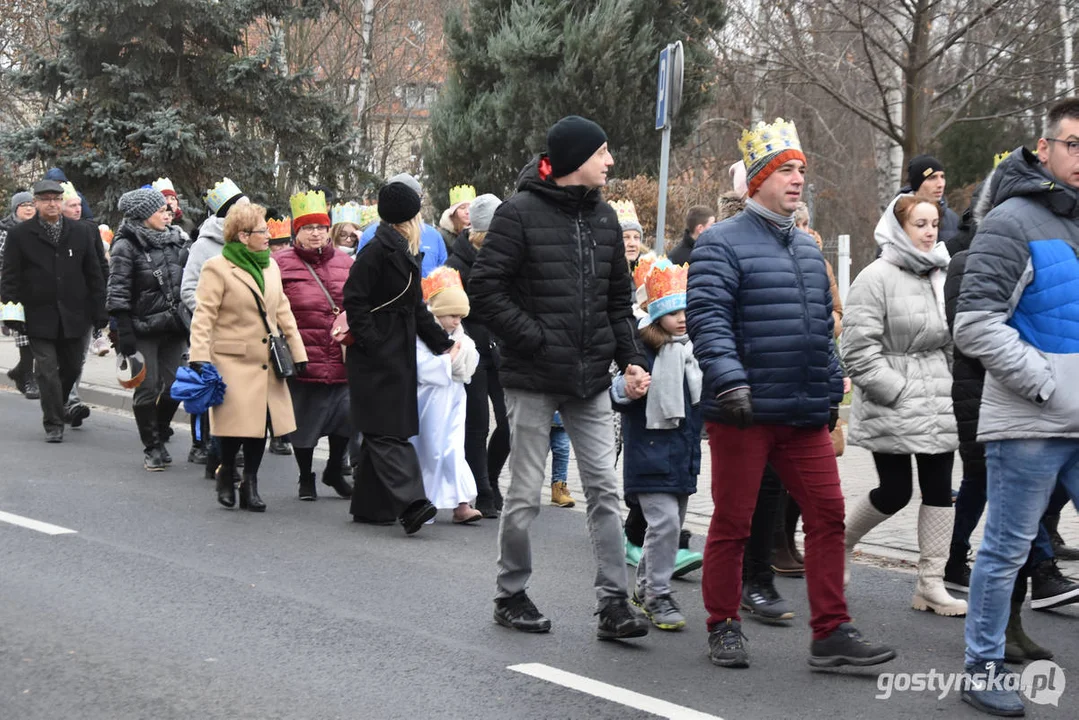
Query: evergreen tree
424 0 725 209
1 0 356 222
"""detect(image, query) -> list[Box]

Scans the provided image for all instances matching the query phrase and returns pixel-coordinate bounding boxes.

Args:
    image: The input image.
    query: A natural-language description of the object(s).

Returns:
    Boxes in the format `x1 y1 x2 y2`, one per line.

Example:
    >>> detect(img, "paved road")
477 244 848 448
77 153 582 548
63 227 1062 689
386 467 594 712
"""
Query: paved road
2 391 1076 719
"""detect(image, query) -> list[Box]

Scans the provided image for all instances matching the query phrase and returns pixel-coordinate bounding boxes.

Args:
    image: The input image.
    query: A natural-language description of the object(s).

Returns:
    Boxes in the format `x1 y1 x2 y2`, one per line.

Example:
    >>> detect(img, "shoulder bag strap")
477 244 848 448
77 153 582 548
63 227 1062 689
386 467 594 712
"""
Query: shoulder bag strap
300 260 340 314
247 286 274 337
371 273 411 313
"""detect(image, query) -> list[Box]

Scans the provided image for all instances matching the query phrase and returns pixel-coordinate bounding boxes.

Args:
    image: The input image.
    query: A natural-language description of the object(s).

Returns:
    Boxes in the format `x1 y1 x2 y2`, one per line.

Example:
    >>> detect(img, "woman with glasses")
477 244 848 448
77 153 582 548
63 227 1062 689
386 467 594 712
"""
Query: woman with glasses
276 191 355 501
188 202 307 512
330 201 363 258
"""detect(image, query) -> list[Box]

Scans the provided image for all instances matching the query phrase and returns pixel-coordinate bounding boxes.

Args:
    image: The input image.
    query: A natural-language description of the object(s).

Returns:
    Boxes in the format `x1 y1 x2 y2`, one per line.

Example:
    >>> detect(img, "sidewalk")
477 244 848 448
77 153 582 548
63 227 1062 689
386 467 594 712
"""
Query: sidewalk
3 335 1077 573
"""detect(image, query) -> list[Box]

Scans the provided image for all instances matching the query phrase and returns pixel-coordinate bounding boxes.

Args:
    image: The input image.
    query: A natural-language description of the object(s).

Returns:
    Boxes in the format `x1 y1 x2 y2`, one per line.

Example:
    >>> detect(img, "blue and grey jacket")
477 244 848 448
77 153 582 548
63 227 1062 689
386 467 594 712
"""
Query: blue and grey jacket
953 148 1079 441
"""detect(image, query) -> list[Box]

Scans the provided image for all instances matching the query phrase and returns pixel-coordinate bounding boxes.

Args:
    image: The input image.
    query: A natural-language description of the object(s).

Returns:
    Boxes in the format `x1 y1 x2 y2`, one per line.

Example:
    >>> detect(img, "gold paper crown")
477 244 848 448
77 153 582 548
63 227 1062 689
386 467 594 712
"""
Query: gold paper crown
610 200 639 227
422 266 465 303
152 177 175 194
738 118 803 168
632 253 656 289
60 181 78 201
267 217 292 240
359 205 379 228
449 185 477 207
646 259 688 305
290 191 329 226
993 151 1010 169
204 177 242 213
331 202 363 227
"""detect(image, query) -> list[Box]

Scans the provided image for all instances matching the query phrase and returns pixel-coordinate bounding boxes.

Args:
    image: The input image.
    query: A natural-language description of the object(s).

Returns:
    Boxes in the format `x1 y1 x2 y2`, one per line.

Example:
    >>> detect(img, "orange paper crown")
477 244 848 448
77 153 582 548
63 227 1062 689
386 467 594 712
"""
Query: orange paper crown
421 266 464 303
632 253 656 290
267 217 292 240
645 258 688 320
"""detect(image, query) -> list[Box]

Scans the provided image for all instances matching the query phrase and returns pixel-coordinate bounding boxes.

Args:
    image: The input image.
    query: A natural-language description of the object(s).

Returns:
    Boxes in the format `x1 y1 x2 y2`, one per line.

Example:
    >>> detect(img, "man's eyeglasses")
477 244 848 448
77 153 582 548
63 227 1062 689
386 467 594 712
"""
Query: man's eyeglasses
1045 138 1079 157
298 224 329 234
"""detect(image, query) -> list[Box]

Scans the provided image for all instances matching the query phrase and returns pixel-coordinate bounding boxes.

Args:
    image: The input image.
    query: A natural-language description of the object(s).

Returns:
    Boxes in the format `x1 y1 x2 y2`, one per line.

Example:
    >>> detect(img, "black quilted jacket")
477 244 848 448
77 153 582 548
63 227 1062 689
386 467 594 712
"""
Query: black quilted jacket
469 156 644 398
944 238 985 475
107 221 189 336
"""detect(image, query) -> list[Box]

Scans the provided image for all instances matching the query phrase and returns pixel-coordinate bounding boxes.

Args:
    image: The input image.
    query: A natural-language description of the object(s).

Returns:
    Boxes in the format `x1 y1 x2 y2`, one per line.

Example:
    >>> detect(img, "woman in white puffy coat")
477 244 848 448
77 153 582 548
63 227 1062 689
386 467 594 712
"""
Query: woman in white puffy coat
840 194 964 617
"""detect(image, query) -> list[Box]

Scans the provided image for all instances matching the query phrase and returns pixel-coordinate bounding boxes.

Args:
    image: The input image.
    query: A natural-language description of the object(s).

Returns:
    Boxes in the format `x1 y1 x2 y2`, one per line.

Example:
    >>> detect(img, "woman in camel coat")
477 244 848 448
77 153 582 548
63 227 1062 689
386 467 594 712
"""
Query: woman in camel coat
189 202 307 512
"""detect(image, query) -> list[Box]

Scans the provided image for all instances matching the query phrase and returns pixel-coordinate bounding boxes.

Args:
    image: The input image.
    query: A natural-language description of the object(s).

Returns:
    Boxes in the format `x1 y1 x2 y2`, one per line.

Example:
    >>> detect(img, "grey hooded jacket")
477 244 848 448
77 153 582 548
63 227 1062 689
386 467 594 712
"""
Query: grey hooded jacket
953 148 1079 441
180 216 225 312
842 196 958 455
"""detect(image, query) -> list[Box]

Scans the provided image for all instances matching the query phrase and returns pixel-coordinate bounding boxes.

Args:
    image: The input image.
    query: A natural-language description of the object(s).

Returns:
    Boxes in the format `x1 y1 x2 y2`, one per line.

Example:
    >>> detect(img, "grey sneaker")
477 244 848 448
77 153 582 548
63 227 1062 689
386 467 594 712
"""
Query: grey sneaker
708 619 749 668
643 594 686 631
740 578 794 624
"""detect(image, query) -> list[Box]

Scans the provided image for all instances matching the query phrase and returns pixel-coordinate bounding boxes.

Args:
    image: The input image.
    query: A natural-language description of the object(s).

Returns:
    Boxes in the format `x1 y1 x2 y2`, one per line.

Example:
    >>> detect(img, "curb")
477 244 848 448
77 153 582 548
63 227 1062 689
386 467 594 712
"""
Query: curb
0 365 192 420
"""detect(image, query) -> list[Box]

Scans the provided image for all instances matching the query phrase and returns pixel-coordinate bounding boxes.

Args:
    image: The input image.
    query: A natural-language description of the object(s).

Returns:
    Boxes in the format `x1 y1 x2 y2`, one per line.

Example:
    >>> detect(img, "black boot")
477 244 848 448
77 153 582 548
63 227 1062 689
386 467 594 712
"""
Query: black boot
215 464 237 508
155 397 180 463
298 472 317 501
321 463 353 499
133 405 164 471
268 436 292 455
1045 513 1079 561
239 473 266 512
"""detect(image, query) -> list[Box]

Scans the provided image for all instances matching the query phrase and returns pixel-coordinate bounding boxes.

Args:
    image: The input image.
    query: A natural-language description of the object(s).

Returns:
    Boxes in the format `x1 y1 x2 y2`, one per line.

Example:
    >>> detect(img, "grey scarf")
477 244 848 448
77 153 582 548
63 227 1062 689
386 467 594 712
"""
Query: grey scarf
645 335 703 430
745 197 796 231
123 219 171 249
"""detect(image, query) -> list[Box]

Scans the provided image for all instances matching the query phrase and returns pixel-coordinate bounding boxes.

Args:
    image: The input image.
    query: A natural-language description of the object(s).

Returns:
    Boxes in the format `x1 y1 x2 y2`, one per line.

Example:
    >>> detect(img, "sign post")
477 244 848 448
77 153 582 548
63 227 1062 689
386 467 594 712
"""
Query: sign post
654 41 683 256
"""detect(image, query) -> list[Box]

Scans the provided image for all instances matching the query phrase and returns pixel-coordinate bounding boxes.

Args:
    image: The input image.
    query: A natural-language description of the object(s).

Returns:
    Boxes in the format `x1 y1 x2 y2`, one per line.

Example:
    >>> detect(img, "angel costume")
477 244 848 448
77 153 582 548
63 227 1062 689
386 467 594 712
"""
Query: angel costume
411 324 480 508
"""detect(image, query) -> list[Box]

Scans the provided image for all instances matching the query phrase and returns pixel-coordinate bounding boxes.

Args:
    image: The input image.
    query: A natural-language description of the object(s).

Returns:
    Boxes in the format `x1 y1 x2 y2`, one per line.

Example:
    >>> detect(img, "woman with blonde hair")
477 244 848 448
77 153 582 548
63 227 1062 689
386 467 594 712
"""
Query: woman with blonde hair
343 182 455 534
188 202 307 512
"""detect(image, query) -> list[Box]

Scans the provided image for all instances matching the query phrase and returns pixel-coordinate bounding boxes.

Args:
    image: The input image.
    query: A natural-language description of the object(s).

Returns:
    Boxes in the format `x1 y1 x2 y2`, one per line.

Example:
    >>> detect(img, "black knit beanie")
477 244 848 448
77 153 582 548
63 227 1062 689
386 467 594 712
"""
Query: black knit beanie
378 182 421 224
546 116 608 178
908 155 945 192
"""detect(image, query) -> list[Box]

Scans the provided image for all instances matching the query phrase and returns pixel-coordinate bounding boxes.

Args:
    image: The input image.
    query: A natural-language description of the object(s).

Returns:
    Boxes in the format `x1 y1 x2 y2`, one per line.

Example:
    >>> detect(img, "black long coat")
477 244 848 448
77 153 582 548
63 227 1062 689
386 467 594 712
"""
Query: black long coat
0 216 106 339
343 223 453 438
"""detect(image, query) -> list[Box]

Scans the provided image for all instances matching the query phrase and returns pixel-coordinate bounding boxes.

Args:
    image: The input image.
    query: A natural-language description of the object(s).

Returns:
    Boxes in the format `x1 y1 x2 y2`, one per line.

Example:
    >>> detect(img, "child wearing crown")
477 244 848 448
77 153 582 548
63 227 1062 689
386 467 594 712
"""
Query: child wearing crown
413 267 483 523
610 259 702 631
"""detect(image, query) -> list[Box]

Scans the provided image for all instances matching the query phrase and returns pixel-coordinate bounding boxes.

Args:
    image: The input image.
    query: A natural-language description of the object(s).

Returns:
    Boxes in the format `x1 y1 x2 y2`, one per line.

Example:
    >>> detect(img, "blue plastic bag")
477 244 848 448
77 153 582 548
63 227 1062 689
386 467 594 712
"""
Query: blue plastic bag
170 363 227 416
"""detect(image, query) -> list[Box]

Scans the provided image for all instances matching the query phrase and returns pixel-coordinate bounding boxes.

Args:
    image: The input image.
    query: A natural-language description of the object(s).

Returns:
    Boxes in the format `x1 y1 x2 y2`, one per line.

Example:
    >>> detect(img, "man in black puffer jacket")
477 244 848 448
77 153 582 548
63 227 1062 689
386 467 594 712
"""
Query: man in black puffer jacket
471 116 651 640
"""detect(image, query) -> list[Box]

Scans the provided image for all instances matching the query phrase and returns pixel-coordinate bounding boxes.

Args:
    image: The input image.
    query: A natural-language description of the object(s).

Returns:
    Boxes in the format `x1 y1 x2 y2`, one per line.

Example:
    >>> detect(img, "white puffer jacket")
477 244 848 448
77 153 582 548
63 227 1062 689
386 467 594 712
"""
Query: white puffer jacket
841 198 959 455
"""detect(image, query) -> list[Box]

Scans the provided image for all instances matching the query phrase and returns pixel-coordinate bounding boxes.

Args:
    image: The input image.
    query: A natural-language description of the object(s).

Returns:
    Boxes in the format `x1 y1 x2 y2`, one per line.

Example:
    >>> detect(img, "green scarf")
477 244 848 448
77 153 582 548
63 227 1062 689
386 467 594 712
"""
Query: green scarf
222 241 271 292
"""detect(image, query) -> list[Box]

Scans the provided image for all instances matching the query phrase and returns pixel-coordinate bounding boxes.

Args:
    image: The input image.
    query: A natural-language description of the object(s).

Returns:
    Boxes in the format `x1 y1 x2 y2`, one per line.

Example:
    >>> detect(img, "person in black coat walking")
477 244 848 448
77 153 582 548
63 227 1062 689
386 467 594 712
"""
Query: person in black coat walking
0 191 40 400
108 188 191 471
470 115 652 639
446 193 509 518
343 182 455 535
666 205 715 266
0 180 106 442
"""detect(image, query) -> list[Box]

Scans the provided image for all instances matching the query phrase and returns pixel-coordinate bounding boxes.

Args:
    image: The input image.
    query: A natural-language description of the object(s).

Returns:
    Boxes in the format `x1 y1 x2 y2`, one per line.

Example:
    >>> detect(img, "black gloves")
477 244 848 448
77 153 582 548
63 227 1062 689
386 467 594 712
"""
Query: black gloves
112 313 137 357
295 361 307 376
716 386 753 429
188 361 204 374
3 320 25 334
829 406 840 432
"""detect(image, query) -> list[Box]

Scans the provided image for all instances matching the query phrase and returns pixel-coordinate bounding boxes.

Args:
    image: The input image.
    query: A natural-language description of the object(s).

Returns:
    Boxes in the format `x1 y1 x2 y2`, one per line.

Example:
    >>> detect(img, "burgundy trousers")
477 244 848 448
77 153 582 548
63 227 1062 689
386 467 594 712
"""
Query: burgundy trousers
703 422 850 640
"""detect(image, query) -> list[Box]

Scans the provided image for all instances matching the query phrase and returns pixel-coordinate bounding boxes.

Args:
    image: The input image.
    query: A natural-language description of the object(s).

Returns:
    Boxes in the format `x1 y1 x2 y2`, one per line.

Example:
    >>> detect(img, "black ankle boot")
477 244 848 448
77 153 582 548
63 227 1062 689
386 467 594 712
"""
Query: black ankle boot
216 464 237 508
239 473 266 512
298 472 317 501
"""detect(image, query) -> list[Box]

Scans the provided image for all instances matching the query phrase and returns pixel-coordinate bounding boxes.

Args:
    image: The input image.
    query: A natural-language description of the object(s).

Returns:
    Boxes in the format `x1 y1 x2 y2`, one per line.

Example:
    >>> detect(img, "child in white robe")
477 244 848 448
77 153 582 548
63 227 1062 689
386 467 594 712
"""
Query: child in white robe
413 266 482 523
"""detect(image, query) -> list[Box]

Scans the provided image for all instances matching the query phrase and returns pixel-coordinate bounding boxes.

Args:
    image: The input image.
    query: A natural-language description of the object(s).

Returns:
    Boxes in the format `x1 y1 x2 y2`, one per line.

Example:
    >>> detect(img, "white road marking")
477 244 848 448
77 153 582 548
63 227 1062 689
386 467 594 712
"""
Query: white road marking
508 662 725 720
0 510 77 535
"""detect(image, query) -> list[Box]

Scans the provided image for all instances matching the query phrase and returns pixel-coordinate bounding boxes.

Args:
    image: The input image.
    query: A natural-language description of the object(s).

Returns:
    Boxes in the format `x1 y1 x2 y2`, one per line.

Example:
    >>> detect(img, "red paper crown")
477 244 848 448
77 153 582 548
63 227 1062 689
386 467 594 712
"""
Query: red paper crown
421 266 464 302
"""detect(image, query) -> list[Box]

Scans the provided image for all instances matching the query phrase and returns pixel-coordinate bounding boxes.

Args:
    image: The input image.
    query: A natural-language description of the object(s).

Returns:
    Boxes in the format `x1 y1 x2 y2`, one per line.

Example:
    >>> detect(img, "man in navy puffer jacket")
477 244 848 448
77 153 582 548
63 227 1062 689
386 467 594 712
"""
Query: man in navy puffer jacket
687 118 895 671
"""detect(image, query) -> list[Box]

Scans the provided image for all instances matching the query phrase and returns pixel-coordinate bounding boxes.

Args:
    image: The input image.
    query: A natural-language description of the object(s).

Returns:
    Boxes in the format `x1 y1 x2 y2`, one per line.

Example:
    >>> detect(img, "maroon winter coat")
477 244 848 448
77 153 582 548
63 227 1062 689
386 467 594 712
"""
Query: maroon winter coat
276 244 352 384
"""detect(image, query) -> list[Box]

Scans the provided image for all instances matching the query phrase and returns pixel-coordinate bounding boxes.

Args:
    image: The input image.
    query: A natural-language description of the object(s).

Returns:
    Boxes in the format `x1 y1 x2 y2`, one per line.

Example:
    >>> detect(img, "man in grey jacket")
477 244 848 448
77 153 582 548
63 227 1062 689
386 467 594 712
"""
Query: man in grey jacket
952 98 1079 717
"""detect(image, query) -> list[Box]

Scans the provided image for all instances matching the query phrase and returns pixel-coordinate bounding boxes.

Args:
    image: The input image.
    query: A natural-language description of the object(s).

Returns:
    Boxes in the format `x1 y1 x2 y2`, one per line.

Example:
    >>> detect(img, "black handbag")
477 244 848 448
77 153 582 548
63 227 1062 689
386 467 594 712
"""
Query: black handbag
248 287 296 379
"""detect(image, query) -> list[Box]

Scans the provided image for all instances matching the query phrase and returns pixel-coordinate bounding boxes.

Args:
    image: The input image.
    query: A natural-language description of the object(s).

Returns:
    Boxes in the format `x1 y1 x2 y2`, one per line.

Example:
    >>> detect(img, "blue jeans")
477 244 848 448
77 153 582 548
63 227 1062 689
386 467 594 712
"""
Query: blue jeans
965 439 1079 665
550 425 570 483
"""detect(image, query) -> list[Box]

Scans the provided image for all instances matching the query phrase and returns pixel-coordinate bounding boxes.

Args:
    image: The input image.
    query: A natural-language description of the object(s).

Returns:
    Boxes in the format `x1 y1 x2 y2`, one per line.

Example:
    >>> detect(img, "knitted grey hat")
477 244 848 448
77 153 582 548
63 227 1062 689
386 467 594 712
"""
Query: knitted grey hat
10 191 33 216
118 188 167 221
386 173 423 199
468 194 501 233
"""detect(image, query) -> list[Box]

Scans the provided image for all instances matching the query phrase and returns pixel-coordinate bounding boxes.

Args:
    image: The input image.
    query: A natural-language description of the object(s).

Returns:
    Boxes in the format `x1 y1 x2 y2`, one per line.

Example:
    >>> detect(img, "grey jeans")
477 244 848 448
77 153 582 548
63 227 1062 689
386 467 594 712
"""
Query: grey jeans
65 330 93 407
496 388 628 604
635 493 689 598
